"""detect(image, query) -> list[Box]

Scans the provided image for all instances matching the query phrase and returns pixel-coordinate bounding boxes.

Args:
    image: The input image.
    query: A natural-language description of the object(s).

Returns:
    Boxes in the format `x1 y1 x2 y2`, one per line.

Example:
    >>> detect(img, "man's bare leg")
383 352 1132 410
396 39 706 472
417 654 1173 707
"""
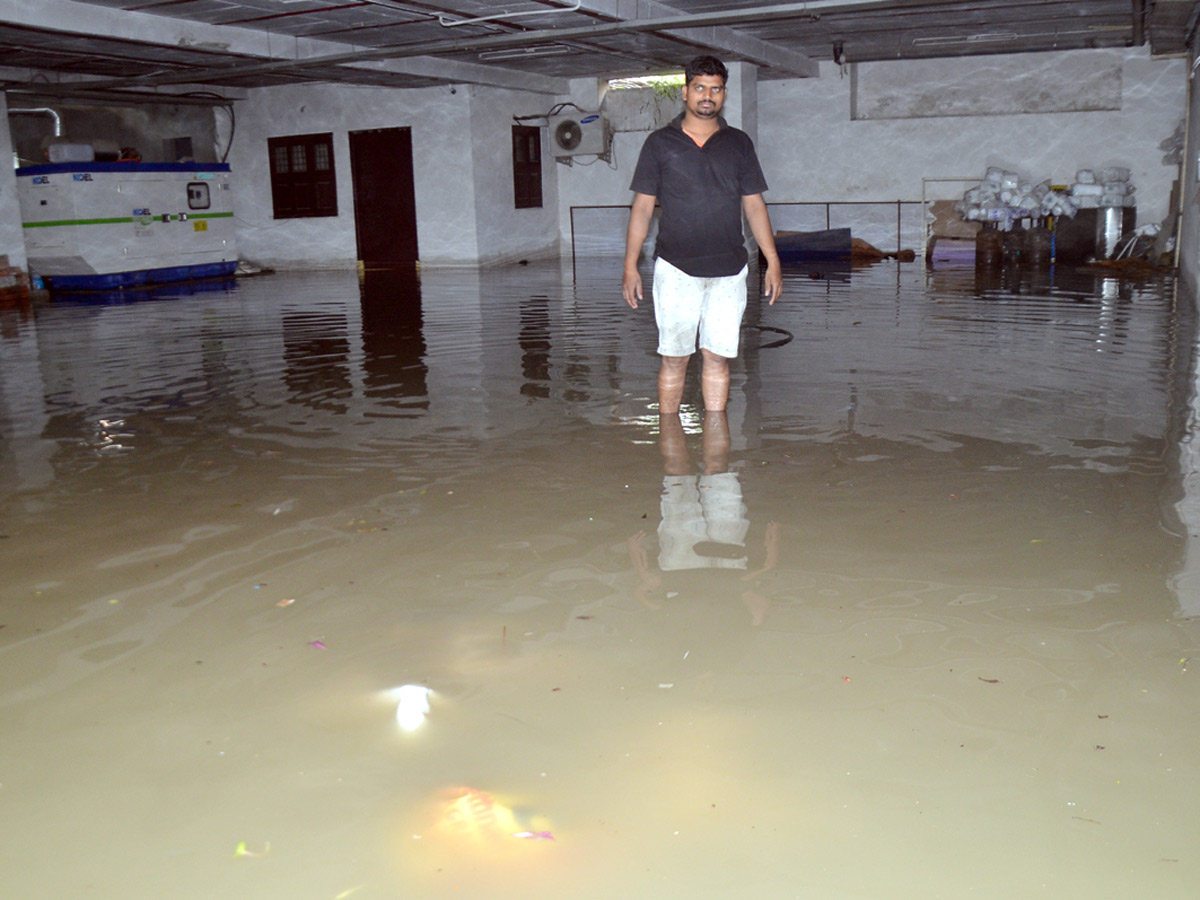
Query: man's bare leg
658 355 690 414
699 348 731 411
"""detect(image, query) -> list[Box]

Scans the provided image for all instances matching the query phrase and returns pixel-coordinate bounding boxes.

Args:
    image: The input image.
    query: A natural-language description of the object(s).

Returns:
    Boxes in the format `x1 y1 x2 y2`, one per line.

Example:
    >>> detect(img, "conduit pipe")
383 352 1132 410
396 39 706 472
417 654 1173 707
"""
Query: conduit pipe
8 107 62 137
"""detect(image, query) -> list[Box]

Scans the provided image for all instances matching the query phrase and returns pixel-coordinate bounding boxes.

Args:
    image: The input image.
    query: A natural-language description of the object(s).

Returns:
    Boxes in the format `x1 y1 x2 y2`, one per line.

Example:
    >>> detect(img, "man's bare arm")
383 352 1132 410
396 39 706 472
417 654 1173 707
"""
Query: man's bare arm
743 193 782 305
623 193 657 309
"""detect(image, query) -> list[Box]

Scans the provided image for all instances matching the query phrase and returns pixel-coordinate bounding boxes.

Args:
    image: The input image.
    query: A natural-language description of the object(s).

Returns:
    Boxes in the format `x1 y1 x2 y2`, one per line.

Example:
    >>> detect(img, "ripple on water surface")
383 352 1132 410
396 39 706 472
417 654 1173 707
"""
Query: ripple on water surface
1 260 1198 900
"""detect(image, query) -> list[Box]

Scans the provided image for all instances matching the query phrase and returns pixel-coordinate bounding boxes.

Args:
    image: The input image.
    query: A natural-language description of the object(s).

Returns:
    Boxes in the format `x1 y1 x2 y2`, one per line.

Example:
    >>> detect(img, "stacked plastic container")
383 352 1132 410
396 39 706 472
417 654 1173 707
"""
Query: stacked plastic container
954 167 1080 228
956 166 1137 226
1070 167 1134 209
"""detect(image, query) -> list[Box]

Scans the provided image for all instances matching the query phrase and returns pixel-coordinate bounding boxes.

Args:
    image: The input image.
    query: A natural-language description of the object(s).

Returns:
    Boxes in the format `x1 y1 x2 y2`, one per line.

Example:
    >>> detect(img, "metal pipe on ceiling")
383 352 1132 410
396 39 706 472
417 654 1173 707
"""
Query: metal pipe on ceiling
2 86 242 107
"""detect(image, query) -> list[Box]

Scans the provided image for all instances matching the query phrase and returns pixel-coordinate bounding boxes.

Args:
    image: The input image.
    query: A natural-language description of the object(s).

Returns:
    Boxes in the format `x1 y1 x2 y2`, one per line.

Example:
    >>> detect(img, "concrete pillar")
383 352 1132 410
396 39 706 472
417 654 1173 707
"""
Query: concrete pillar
719 63 766 261
0 92 29 271
723 62 759 146
1178 62 1200 303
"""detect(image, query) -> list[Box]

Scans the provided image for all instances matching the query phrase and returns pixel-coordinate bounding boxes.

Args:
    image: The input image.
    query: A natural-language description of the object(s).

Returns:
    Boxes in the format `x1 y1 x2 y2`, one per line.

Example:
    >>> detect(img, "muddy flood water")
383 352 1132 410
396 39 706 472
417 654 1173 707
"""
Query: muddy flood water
2 258 1199 899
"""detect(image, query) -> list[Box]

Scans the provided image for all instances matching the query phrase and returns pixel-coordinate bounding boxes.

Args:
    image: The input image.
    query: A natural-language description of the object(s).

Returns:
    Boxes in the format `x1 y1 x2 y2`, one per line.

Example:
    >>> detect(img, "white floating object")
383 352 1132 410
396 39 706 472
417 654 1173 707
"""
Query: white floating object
392 684 433 731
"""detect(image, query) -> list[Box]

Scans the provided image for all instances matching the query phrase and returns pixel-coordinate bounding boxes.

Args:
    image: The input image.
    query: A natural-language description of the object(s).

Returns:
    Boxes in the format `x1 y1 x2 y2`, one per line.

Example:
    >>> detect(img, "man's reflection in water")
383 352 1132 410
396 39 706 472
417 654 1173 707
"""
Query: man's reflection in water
628 411 780 625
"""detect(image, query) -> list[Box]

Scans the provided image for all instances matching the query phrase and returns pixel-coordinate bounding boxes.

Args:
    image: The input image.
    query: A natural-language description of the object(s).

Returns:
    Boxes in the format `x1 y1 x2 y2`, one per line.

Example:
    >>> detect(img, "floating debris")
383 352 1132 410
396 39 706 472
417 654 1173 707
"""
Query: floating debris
389 684 433 731
233 840 270 859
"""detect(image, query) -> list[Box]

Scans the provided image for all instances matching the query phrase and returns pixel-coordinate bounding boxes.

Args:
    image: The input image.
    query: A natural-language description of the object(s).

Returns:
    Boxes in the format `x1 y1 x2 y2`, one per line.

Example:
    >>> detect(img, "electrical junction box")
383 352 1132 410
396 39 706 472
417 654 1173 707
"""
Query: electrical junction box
16 161 236 290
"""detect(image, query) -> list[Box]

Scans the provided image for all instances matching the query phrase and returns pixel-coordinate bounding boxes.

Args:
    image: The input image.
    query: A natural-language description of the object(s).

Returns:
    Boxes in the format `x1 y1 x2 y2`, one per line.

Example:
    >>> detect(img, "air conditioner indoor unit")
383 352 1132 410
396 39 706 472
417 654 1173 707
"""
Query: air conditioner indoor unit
549 112 608 157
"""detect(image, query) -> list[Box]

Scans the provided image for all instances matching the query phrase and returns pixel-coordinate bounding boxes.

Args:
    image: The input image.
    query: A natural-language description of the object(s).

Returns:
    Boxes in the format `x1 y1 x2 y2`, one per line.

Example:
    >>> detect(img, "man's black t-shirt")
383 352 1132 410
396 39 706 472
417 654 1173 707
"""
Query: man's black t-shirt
629 113 768 278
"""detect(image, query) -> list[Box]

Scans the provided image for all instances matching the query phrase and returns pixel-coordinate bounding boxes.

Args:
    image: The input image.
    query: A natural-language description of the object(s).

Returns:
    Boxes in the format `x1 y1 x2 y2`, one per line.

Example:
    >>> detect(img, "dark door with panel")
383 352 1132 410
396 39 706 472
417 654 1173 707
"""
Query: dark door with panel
349 127 418 269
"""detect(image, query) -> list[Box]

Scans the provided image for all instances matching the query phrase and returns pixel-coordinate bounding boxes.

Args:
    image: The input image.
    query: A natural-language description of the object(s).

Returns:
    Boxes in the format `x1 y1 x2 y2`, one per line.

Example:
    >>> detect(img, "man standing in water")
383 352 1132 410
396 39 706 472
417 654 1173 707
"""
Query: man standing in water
622 55 783 414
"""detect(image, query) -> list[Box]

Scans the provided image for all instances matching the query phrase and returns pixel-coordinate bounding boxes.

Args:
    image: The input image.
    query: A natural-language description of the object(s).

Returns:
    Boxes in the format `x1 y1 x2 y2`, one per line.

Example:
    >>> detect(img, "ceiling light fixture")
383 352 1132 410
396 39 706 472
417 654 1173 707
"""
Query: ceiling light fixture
478 44 572 61
441 0 581 28
912 32 1019 47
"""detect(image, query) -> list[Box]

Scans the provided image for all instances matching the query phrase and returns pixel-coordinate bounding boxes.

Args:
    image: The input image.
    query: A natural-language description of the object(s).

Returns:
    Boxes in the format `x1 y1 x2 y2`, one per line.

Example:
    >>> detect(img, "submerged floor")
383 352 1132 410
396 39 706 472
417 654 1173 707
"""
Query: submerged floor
2 259 1199 899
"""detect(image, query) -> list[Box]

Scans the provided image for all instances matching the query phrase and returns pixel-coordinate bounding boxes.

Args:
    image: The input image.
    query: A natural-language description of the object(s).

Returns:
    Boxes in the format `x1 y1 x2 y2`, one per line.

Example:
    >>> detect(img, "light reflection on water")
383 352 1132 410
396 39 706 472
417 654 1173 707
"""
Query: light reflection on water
1 260 1199 899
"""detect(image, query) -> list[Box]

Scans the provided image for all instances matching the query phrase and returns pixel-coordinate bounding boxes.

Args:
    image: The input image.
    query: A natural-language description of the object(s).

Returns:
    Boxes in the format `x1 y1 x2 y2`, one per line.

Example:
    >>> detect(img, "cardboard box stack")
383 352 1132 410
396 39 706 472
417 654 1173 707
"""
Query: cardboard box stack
0 254 32 302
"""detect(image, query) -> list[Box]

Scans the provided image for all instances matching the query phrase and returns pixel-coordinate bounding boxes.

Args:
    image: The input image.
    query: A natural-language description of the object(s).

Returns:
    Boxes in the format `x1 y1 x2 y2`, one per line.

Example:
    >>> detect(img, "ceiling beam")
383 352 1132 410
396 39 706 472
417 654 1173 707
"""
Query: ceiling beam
571 0 817 76
0 0 569 94
1146 0 1199 56
354 55 571 93
60 0 877 91
3 0 1148 96
1 0 278 59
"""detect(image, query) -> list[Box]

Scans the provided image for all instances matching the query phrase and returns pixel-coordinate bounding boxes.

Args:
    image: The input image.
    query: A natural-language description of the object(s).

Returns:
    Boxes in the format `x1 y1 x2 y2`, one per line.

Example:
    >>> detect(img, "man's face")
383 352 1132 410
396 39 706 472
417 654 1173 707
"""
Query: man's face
682 74 726 120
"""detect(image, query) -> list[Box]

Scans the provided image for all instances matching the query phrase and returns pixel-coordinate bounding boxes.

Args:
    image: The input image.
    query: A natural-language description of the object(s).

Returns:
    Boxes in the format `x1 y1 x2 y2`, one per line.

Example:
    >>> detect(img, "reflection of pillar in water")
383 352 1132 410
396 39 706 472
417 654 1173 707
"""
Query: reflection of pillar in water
1096 206 1123 260
1169 342 1200 618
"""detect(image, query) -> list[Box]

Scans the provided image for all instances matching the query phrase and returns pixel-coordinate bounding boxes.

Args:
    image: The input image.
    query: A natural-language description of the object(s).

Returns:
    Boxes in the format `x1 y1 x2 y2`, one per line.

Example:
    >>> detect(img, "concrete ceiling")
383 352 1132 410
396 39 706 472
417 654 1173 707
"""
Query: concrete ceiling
1 0 1197 104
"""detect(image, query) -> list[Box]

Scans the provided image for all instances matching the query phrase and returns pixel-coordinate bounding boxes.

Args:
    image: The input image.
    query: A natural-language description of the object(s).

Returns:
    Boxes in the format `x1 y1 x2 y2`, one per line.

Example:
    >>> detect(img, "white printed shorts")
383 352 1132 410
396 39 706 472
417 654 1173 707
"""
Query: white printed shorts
652 257 749 359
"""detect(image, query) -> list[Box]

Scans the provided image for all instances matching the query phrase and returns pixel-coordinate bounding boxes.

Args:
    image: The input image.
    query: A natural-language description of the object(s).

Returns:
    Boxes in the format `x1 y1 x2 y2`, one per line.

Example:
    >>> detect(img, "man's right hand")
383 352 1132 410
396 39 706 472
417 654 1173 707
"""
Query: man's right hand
622 267 643 308
623 193 657 310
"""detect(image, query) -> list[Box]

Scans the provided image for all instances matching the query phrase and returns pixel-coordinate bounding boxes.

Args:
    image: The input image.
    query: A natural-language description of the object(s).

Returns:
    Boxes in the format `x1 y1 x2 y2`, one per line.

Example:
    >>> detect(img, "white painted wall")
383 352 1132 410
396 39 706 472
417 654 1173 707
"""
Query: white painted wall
468 86 560 265
229 81 561 269
0 92 29 271
229 82 475 268
8 44 1184 274
760 48 1186 227
558 47 1188 253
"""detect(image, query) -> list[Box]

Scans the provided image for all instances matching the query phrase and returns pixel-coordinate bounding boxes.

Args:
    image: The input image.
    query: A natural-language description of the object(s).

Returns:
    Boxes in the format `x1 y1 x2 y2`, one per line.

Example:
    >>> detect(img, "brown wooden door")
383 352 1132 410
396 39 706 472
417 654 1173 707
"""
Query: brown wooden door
349 127 418 268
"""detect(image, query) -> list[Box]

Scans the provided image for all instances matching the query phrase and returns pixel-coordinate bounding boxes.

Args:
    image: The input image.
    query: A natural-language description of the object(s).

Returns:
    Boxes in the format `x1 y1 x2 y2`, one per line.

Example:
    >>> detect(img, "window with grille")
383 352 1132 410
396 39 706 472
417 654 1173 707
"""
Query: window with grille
512 125 543 209
267 132 337 219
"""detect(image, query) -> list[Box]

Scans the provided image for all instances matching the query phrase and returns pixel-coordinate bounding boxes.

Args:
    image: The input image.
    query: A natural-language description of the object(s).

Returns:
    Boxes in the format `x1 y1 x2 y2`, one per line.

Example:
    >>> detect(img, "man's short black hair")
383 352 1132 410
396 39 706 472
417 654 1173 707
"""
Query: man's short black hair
685 55 728 85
